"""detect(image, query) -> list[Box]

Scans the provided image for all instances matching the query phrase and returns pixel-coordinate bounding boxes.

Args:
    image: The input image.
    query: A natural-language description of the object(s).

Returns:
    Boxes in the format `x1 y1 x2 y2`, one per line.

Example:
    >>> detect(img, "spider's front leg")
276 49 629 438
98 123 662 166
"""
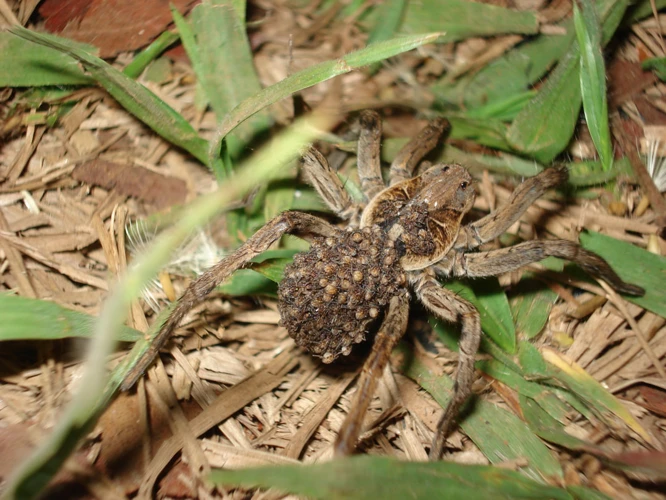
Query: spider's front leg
456 166 568 250
389 117 450 186
121 211 340 391
414 274 482 460
448 240 644 296
334 293 410 456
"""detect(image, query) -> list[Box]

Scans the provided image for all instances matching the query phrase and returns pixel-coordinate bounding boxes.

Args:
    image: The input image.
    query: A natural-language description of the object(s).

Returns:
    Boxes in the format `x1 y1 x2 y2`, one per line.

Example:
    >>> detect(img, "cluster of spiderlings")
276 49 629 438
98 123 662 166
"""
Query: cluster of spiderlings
278 225 407 363
399 201 437 257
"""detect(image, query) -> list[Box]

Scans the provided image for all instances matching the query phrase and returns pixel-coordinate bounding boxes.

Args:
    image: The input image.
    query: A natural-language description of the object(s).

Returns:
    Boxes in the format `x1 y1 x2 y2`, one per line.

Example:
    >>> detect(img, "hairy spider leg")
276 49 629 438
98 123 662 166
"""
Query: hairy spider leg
356 110 386 200
334 293 410 456
450 240 644 296
455 166 569 250
414 274 482 460
121 212 340 391
389 117 450 186
301 148 359 221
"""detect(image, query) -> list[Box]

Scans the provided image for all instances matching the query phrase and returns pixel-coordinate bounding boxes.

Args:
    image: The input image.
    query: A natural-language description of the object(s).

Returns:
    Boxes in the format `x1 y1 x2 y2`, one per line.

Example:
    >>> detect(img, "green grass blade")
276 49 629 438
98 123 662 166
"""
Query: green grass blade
432 31 572 111
573 0 612 171
122 30 180 79
211 456 572 500
208 32 442 165
509 275 558 339
0 294 141 342
398 344 562 482
4 113 333 498
443 279 517 353
0 31 92 86
365 0 408 74
189 1 271 158
642 56 666 81
479 359 570 423
506 0 630 163
9 26 210 165
567 485 614 500
401 0 538 40
579 231 666 318
543 348 651 444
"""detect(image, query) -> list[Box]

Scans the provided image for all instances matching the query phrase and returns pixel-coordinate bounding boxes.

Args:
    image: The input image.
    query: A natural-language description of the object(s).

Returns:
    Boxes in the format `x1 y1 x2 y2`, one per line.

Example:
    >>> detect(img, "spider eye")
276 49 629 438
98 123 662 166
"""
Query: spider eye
441 166 450 173
460 181 469 190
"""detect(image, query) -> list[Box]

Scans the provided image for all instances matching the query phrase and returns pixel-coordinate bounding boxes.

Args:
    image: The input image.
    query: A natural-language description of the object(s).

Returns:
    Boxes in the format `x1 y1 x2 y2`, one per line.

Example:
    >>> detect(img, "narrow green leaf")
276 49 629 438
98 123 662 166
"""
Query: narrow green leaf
642 56 666 81
211 456 572 499
543 349 651 443
401 0 538 41
122 30 180 79
506 0 630 163
518 341 549 376
444 279 517 353
398 345 563 482
573 0 612 171
366 0 408 73
9 26 210 165
579 231 666 318
208 32 442 164
567 485 614 500
0 294 141 342
0 31 92 86
520 394 596 451
479 359 569 422
509 275 558 339
4 114 334 499
188 1 271 157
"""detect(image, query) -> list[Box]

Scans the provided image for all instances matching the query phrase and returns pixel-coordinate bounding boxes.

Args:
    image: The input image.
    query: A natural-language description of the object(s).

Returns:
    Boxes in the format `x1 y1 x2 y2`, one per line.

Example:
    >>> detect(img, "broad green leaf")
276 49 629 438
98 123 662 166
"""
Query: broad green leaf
211 456 571 499
543 349 651 444
579 231 666 318
184 1 271 157
0 32 92 86
506 0 630 163
0 294 141 342
509 276 558 339
398 344 562 482
443 279 517 353
506 46 582 163
208 32 442 164
479 359 569 423
574 0 612 171
447 116 513 152
567 157 632 186
219 269 277 296
9 26 210 166
401 0 538 41
432 31 572 111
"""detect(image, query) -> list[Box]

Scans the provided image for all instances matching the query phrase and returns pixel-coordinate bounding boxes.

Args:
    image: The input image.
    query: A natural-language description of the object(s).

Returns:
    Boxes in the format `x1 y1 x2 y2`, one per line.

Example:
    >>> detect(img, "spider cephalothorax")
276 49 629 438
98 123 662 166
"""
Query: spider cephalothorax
123 110 644 461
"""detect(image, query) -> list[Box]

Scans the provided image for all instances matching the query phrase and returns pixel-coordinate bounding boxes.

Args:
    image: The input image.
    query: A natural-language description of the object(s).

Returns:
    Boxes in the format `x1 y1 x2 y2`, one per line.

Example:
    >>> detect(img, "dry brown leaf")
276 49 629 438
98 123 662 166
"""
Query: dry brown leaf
72 159 187 210
38 0 198 58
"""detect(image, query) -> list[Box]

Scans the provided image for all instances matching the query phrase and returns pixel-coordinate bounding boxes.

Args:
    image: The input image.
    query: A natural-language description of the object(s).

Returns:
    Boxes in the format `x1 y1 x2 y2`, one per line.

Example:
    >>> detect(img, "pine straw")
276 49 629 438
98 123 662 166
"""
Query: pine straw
1 1 666 498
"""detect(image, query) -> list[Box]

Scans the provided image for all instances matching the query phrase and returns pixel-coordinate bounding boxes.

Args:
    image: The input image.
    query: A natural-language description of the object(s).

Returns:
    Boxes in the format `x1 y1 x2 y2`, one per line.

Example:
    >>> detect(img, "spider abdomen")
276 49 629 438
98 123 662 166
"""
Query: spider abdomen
278 225 407 364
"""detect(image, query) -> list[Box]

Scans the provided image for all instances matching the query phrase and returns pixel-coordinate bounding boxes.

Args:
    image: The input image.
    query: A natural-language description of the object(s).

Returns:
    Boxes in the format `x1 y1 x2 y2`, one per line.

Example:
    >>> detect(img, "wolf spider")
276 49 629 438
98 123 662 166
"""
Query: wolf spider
122 111 644 459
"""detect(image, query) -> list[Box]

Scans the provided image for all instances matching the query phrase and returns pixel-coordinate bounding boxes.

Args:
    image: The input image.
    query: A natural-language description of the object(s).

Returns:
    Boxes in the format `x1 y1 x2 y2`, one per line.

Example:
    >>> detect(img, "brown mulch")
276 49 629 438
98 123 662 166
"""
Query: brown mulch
1 1 666 498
